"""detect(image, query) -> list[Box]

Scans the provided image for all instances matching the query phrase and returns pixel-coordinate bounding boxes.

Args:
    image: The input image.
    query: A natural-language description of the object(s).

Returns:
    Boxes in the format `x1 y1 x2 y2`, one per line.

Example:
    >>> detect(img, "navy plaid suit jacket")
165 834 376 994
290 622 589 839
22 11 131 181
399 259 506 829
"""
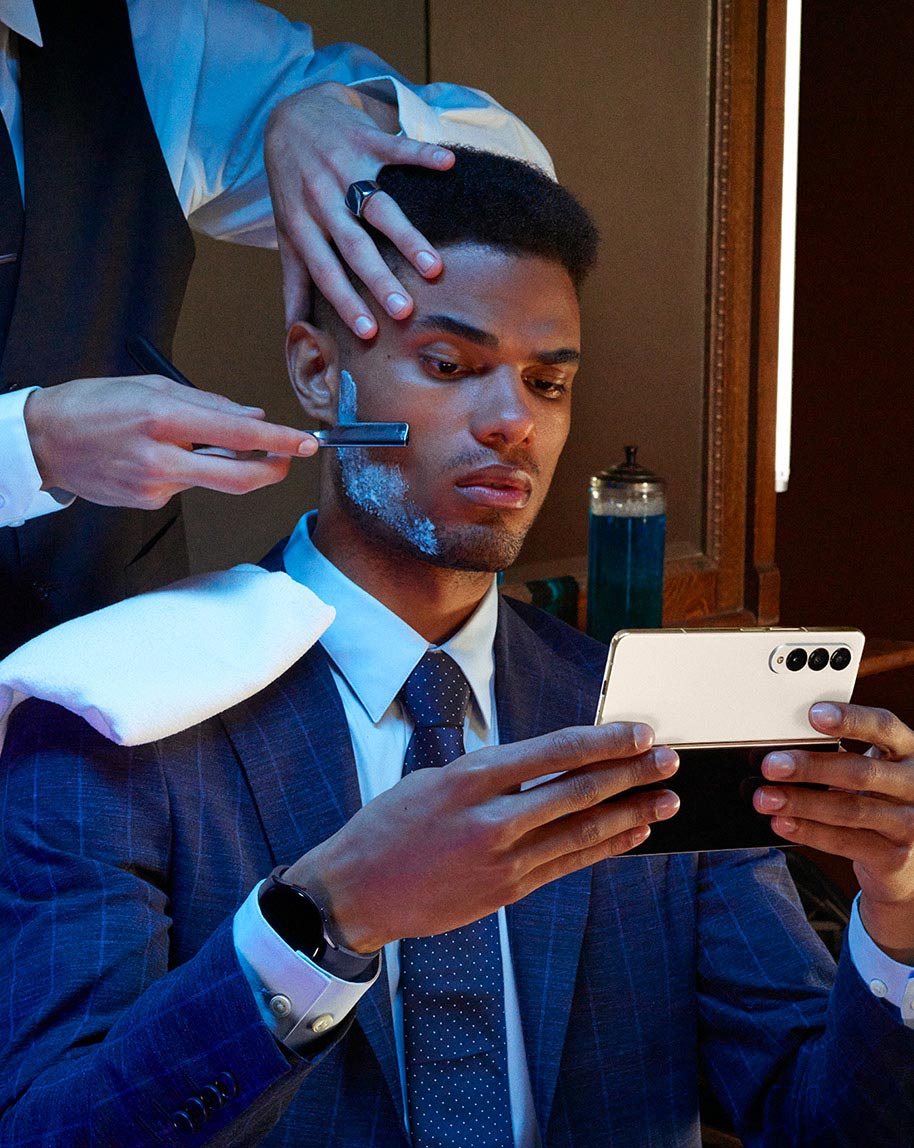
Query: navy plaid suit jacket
2 595 913 1147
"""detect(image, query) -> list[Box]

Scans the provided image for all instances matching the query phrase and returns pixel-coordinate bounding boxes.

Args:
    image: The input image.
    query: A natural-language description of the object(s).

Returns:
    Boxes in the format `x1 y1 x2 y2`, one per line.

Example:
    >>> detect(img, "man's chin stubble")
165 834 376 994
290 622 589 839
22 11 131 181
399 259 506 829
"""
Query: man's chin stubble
340 489 530 573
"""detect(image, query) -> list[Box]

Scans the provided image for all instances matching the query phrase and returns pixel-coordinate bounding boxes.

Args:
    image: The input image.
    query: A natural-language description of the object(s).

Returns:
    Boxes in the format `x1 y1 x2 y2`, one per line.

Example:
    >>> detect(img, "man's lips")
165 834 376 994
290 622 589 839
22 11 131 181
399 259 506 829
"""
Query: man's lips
454 465 533 509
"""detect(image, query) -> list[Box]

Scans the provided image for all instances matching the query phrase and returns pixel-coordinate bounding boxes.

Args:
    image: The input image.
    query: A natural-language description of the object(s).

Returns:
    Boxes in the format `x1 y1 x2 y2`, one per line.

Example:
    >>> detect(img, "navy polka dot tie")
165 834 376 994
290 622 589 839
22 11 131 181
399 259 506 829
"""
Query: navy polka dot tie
399 651 514 1147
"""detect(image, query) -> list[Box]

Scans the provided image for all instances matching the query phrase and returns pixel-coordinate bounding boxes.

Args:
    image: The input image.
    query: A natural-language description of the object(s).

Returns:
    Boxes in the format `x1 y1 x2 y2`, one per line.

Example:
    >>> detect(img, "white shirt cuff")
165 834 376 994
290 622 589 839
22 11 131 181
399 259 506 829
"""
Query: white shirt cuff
848 893 914 1026
233 880 380 1050
0 388 75 526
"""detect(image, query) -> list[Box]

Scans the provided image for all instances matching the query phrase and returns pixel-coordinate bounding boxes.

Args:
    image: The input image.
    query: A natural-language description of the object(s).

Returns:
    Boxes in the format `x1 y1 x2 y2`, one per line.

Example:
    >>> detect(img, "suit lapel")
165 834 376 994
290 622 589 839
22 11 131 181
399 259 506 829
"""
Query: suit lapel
496 600 600 1136
219 644 405 1129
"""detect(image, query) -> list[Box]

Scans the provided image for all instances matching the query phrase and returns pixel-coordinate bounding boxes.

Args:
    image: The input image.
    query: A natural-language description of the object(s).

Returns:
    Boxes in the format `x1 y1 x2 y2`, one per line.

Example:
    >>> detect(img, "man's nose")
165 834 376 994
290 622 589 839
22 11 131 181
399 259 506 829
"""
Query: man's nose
470 368 536 447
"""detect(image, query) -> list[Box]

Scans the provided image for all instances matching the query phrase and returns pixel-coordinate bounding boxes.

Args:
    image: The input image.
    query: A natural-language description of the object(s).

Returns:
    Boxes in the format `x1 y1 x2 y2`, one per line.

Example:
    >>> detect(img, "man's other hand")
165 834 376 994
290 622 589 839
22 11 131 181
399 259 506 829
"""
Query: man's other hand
24 376 317 508
755 701 914 963
264 81 454 335
286 722 680 953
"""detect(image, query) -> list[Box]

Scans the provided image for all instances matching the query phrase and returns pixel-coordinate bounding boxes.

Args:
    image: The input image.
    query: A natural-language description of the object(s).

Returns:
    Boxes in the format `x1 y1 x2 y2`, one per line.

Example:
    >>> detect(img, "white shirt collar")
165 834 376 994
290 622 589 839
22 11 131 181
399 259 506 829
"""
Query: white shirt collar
283 511 498 728
0 1 42 46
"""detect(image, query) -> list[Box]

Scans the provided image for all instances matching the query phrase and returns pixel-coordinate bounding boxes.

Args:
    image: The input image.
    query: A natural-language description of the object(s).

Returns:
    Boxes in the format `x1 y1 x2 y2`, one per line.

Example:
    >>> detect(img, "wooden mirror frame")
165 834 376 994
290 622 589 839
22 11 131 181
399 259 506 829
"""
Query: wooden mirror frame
667 0 785 627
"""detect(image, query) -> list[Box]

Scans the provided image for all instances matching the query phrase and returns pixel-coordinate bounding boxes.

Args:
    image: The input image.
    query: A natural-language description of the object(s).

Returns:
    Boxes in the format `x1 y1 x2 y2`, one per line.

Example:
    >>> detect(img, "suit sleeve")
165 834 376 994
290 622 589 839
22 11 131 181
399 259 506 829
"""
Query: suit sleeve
0 700 341 1147
696 848 914 1147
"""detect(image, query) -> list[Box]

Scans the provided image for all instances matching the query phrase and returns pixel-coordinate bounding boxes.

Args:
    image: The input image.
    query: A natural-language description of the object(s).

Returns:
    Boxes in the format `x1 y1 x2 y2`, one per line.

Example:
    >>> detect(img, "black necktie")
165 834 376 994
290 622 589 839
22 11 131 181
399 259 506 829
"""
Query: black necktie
0 108 24 359
399 651 514 1148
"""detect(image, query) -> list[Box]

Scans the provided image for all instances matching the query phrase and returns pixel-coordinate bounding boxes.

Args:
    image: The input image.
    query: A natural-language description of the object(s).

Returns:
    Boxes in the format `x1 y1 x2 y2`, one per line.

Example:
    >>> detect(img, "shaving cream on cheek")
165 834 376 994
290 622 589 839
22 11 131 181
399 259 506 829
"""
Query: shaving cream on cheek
338 450 439 557
337 369 358 422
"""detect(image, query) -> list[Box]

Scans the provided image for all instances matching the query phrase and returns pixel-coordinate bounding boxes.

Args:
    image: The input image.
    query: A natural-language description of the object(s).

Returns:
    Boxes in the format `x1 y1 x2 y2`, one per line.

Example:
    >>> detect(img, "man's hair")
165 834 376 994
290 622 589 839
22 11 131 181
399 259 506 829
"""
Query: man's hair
362 146 598 293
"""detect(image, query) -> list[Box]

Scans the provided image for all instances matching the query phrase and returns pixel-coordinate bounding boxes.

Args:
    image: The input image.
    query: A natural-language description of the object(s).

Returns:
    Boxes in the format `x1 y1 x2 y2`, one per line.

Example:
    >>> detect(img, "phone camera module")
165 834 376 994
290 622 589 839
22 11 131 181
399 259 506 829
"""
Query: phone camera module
785 648 808 672
808 647 829 671
830 646 852 670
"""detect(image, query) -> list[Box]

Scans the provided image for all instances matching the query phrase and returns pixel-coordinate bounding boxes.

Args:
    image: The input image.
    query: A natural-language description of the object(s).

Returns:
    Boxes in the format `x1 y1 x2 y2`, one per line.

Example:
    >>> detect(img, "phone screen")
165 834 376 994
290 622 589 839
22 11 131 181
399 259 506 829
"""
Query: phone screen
613 740 838 855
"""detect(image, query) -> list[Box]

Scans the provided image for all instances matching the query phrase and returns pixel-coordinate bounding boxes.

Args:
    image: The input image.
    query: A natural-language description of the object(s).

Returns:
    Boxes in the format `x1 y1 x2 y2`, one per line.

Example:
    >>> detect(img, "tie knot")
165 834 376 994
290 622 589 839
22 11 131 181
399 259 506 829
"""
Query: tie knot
400 651 471 729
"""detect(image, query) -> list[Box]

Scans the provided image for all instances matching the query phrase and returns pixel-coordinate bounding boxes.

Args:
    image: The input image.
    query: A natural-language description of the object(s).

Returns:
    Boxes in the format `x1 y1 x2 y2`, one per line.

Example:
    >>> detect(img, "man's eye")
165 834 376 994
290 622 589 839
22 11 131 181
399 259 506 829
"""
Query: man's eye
527 376 568 398
422 356 464 377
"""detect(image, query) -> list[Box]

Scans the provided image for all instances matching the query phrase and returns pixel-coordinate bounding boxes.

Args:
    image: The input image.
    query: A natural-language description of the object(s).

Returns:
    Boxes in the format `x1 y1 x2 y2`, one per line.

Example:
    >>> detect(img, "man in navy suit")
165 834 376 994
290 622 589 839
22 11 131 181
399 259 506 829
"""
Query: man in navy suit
2 149 914 1147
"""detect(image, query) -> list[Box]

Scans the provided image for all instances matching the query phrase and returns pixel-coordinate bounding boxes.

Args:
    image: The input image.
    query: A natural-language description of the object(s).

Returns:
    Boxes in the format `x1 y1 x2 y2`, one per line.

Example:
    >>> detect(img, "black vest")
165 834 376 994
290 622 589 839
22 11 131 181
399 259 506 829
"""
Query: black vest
0 0 195 657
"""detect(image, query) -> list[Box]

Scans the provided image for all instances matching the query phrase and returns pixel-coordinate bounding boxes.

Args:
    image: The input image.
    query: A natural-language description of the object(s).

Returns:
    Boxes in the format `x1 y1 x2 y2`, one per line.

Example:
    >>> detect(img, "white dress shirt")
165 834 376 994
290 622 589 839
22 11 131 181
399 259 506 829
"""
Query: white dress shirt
233 510 542 1148
0 0 553 528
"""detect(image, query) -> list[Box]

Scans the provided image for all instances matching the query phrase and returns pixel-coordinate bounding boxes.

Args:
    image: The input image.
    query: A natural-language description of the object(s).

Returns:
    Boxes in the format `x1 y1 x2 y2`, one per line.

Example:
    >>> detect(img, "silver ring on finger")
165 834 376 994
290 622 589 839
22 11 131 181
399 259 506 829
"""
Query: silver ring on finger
345 180 383 220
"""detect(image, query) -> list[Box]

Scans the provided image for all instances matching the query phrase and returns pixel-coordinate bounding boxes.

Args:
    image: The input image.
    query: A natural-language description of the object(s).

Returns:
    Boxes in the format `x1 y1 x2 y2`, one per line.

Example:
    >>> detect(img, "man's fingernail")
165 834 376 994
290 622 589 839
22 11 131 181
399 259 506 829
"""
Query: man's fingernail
810 702 842 726
415 250 436 273
653 748 679 774
241 405 264 414
653 792 680 819
632 723 654 751
297 439 316 455
433 148 452 164
764 752 795 778
386 292 410 317
354 315 375 337
773 815 798 834
755 787 786 811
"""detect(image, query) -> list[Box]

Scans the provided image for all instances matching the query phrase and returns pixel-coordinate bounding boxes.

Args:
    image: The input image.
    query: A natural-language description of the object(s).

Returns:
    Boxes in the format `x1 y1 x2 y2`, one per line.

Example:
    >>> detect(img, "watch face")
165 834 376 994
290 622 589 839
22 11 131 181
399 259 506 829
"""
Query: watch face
260 881 325 962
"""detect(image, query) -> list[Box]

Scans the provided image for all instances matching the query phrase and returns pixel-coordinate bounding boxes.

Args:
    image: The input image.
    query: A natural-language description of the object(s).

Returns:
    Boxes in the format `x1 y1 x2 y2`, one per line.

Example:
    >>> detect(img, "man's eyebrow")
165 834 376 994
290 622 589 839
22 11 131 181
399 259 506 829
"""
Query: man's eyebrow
415 314 580 365
534 348 580 366
415 315 499 348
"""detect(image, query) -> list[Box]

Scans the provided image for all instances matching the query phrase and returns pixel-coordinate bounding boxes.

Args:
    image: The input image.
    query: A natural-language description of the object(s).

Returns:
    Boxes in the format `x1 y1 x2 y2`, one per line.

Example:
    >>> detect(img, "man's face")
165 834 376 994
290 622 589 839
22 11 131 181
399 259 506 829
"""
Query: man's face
327 243 581 572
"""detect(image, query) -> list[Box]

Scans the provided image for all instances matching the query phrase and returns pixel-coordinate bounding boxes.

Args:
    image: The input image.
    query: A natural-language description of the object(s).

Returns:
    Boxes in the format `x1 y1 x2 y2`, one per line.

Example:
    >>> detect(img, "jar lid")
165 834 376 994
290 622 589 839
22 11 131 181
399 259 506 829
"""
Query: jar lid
591 445 664 487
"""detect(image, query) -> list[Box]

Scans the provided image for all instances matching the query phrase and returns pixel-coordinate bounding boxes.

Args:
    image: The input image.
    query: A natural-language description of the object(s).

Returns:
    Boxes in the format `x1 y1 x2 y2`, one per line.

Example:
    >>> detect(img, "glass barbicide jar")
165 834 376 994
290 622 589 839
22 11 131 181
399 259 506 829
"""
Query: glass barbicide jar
587 445 666 643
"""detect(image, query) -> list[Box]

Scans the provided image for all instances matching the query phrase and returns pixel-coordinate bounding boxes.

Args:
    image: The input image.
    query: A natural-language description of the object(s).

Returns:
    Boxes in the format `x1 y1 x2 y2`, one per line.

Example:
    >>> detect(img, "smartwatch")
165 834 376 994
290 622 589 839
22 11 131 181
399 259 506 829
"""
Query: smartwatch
258 866 379 981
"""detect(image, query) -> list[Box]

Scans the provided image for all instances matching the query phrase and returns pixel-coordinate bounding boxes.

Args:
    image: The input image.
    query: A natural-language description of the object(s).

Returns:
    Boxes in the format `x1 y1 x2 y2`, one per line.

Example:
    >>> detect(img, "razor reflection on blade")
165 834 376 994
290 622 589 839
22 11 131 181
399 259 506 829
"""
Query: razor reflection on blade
125 336 410 451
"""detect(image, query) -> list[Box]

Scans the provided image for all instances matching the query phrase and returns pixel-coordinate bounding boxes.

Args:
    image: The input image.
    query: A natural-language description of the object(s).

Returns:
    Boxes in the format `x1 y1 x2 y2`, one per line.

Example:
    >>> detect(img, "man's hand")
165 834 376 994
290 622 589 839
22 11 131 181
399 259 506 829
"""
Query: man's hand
754 701 914 962
264 81 454 335
24 376 317 509
286 722 680 953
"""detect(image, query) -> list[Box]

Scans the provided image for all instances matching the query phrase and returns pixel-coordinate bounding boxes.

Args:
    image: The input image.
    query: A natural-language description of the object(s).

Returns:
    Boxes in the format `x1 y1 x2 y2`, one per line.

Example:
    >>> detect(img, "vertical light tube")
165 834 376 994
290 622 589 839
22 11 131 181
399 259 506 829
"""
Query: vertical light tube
775 0 802 492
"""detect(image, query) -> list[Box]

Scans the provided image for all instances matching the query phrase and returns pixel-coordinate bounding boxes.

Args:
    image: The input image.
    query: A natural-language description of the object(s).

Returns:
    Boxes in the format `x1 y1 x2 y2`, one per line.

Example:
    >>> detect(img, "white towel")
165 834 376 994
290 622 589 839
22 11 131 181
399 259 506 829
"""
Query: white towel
0 564 334 751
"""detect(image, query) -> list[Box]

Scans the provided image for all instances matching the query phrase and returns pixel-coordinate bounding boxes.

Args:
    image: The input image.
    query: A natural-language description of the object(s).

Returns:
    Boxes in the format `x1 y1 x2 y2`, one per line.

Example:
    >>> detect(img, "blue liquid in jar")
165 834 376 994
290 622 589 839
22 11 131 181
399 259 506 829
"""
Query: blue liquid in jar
587 512 666 643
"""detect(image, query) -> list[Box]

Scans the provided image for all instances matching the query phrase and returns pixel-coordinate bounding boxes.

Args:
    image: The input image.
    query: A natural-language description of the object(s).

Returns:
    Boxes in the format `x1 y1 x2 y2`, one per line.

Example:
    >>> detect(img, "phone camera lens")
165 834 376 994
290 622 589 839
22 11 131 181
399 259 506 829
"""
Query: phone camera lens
808 647 829 671
785 648 807 671
830 646 852 670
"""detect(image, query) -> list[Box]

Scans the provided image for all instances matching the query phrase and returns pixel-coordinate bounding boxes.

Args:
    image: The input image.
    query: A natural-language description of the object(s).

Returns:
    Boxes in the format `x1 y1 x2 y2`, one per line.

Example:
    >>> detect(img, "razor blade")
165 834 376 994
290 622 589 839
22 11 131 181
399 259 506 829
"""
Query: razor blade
312 423 409 447
312 370 409 448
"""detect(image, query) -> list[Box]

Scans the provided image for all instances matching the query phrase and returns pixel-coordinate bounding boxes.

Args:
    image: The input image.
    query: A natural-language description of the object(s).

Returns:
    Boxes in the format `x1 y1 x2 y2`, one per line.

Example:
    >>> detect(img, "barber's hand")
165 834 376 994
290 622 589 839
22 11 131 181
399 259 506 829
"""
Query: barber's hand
24 376 317 509
286 723 680 953
754 702 914 962
264 81 454 334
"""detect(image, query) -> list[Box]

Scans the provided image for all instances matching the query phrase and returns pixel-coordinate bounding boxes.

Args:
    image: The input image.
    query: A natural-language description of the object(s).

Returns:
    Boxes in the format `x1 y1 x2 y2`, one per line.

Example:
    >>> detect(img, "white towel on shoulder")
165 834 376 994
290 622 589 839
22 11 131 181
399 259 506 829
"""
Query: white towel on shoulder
0 564 334 751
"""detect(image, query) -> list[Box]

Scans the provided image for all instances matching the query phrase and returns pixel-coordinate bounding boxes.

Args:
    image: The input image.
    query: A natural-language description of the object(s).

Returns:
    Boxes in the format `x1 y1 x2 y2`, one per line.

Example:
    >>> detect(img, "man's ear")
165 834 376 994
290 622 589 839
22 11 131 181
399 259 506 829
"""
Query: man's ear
286 321 340 423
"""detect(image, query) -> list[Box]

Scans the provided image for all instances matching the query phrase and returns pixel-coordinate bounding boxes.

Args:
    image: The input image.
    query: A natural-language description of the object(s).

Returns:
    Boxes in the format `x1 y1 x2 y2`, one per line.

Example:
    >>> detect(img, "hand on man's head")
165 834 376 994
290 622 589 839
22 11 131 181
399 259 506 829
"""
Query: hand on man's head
264 81 454 335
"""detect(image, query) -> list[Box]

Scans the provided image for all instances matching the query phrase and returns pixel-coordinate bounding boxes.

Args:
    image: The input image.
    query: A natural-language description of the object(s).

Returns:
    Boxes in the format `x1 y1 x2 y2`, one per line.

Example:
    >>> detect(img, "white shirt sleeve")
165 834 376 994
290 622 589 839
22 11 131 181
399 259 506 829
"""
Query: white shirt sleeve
233 880 380 1050
847 893 914 1026
130 0 552 246
0 388 74 527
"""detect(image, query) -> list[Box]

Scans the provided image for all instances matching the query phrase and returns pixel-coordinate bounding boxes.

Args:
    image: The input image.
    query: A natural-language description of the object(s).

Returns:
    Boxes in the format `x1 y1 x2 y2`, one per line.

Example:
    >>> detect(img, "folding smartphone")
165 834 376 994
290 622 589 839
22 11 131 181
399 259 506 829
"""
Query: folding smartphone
595 627 865 855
